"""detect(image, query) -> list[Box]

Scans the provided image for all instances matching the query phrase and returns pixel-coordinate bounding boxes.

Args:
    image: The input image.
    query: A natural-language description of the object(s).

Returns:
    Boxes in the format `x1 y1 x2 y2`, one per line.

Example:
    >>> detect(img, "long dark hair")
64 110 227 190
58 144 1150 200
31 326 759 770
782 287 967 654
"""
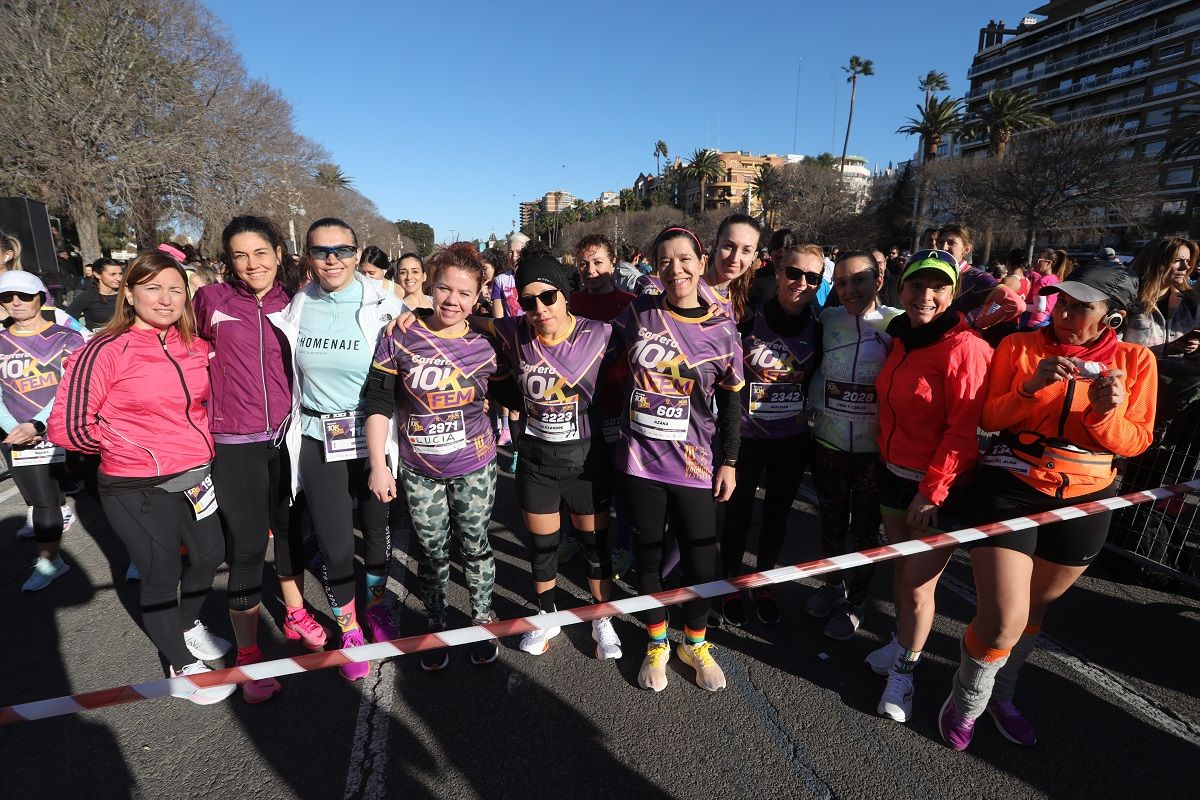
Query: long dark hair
220 215 286 284
713 212 762 320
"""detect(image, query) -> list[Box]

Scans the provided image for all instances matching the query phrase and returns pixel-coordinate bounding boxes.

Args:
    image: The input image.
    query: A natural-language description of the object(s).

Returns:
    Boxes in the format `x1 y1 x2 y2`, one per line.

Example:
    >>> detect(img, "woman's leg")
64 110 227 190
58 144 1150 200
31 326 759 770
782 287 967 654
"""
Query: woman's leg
100 491 194 670
268 442 307 611
721 438 767 578
213 442 272 649
298 438 358 630
397 465 453 624
843 454 882 606
756 435 810 572
446 461 498 622
13 461 65 560
622 475 669 633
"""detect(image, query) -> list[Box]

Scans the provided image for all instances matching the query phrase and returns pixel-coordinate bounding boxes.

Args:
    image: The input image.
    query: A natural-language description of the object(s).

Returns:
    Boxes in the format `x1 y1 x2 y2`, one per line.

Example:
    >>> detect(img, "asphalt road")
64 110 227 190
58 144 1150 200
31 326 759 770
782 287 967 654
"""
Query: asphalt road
1 462 1198 800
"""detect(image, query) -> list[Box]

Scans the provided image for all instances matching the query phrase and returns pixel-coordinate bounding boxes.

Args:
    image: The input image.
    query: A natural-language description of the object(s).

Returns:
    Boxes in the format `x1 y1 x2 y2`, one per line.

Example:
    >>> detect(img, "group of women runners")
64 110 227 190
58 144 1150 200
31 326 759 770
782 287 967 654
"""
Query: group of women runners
1 212 1167 752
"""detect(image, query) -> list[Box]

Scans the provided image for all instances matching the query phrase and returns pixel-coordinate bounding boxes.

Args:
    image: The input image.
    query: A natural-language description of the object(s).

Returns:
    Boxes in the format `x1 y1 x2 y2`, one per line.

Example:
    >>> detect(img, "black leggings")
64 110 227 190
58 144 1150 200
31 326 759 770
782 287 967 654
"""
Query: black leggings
809 445 882 604
100 489 225 669
213 440 303 612
722 435 810 578
1 446 63 544
623 474 717 631
298 437 390 610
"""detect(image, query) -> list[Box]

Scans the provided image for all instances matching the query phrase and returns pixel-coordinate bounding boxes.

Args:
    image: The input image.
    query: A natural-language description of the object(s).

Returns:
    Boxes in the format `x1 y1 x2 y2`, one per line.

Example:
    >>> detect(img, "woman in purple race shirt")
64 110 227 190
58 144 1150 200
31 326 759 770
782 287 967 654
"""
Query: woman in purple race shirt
615 226 745 694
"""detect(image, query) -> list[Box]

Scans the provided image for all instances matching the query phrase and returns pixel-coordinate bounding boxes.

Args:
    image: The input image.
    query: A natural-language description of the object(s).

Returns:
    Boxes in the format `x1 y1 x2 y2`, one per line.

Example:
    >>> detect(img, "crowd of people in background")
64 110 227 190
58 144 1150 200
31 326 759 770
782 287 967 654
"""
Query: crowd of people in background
0 212 1197 752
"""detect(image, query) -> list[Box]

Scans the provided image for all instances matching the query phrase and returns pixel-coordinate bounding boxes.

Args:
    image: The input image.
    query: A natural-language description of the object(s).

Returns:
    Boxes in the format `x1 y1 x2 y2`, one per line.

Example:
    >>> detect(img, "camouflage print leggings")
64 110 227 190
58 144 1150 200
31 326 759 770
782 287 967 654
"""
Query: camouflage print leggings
398 461 497 623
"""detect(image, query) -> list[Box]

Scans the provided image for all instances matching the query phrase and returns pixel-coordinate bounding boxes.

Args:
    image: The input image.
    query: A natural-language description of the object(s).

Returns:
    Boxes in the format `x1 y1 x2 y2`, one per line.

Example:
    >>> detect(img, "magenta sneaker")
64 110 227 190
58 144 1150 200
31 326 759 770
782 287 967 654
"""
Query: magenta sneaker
988 699 1037 746
236 649 282 704
283 608 327 650
939 694 976 751
365 605 399 643
339 628 371 682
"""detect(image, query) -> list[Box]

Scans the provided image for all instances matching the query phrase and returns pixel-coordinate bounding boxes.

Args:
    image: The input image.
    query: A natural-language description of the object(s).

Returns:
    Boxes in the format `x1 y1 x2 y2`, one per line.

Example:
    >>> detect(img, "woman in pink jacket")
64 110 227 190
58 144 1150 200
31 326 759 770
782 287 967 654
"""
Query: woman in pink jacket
50 251 234 705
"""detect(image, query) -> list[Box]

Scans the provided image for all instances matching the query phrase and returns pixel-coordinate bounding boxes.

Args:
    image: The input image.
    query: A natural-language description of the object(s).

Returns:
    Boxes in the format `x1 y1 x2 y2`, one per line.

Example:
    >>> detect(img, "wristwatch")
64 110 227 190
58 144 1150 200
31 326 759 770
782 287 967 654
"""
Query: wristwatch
722 458 738 468
29 420 47 436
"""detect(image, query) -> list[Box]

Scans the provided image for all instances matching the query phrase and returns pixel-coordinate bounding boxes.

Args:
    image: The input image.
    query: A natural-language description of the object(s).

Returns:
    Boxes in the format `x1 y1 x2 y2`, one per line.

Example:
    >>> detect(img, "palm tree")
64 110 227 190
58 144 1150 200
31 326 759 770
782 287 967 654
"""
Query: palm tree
839 55 875 174
751 163 784 227
312 163 353 190
654 140 669 176
684 148 723 216
898 96 964 162
918 70 950 109
619 188 638 211
899 97 963 245
963 89 1053 158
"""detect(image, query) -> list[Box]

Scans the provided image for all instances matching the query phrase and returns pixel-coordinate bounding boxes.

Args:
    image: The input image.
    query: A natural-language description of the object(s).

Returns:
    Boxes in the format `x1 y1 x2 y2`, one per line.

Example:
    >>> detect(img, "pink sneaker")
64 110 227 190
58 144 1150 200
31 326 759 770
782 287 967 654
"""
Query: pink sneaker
365 604 399 643
939 694 976 752
498 428 512 446
236 649 281 704
339 628 371 682
283 608 327 650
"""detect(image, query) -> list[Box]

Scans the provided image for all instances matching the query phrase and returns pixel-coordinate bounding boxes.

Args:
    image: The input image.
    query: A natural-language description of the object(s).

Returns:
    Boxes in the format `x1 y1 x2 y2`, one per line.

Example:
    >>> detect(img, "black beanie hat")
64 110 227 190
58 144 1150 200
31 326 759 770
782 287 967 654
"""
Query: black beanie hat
516 255 572 297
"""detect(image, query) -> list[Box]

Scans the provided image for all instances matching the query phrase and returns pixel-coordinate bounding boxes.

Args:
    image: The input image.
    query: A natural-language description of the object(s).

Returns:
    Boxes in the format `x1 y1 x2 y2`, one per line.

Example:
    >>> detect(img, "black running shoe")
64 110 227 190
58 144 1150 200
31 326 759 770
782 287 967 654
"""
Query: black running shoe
753 588 781 625
420 621 450 672
470 615 499 665
721 593 748 627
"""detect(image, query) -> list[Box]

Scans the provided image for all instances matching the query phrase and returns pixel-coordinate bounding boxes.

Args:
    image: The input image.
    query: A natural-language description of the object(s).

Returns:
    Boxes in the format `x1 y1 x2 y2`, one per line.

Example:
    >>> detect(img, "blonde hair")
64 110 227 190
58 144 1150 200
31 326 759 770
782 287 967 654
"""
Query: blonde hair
100 251 197 347
0 231 24 271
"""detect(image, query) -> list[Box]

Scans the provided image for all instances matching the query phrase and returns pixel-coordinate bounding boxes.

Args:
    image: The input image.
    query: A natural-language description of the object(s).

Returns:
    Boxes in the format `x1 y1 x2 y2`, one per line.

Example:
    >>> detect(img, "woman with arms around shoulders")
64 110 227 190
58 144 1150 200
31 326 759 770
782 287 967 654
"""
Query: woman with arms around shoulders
49 251 234 704
867 249 993 724
192 215 326 703
616 225 744 693
938 262 1156 751
270 217 407 682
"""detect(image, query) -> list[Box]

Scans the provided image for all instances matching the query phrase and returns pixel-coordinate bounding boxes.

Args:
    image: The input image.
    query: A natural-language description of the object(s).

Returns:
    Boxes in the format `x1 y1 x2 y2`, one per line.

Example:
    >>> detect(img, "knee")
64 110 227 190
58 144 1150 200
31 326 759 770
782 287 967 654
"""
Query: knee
530 530 559 582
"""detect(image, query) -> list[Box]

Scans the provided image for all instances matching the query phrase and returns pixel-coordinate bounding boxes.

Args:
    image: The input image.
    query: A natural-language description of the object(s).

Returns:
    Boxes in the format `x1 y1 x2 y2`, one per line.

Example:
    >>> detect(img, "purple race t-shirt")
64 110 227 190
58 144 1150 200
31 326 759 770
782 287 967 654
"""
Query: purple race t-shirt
614 294 744 489
491 272 523 318
371 320 497 478
0 324 85 427
492 315 612 444
739 306 819 439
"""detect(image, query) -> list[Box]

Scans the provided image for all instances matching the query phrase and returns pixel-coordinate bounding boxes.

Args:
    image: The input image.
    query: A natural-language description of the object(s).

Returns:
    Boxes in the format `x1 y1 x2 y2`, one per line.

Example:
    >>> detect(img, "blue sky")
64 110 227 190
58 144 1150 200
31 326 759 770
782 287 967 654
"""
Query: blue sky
205 0 1035 243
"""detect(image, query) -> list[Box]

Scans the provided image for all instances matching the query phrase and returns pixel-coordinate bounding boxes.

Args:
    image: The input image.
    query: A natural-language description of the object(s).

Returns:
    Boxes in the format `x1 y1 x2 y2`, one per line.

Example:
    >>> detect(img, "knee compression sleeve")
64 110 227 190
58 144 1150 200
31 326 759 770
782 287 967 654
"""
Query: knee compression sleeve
577 527 612 580
530 530 560 583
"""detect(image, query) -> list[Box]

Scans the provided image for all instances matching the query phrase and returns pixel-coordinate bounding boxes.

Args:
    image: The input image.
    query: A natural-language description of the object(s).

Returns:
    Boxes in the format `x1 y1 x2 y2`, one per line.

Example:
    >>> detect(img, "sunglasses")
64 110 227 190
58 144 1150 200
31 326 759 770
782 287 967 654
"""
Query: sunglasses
782 267 823 286
307 245 357 261
0 291 39 304
908 249 959 268
517 288 560 312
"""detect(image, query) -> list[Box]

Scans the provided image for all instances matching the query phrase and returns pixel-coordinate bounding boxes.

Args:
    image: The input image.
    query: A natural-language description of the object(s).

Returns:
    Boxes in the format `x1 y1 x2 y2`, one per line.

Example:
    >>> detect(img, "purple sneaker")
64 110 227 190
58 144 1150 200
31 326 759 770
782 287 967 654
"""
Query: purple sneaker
939 694 976 751
365 605 399 643
339 629 371 682
988 700 1037 746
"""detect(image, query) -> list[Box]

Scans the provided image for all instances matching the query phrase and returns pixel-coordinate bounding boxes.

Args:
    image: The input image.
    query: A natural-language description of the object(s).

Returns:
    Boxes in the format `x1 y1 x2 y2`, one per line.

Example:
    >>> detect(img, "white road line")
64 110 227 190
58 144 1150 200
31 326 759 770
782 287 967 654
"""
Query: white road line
938 572 1200 747
0 483 24 504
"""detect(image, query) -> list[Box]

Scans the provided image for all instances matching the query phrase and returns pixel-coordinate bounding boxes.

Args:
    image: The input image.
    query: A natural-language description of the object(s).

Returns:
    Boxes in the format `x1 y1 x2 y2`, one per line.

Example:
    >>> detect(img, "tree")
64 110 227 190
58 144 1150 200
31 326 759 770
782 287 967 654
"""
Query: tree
899 96 964 244
839 55 875 175
961 121 1159 262
683 149 723 217
313 164 354 191
619 188 638 211
963 89 1053 159
394 220 435 258
918 70 950 109
774 161 860 242
750 164 784 228
654 140 669 176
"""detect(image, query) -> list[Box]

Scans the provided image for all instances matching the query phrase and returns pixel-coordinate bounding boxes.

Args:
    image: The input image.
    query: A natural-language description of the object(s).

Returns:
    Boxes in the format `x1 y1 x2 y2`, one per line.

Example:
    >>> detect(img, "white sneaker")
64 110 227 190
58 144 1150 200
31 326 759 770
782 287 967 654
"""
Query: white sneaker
61 504 74 533
22 556 69 592
183 620 232 661
877 669 915 722
591 616 622 660
170 661 236 705
125 563 140 582
865 632 901 676
15 508 34 539
518 610 561 655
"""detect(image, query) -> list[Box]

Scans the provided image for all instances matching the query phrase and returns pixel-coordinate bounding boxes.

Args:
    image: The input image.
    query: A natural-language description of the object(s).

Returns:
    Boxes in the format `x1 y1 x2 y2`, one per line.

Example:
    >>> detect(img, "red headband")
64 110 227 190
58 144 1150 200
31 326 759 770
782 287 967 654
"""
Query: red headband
658 227 706 257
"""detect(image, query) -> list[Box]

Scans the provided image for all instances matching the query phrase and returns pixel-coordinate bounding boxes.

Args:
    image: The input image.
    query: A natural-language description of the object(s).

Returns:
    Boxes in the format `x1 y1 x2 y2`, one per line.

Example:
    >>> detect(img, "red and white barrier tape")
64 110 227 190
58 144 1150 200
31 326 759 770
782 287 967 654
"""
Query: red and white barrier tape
3 479 1196 725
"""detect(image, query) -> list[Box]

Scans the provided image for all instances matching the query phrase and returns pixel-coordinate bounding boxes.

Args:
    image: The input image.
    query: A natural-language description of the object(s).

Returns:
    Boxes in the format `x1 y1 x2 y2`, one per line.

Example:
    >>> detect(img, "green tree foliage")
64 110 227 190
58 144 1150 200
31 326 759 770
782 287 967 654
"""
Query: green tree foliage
839 55 875 173
394 220 435 257
962 89 1053 158
683 149 723 216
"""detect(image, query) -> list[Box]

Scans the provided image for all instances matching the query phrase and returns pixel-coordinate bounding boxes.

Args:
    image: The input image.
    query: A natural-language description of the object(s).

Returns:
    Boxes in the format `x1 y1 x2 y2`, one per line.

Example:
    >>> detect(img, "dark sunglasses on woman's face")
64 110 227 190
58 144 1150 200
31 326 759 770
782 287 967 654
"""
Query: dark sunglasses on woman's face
307 245 357 261
782 266 823 286
517 288 560 312
0 291 38 304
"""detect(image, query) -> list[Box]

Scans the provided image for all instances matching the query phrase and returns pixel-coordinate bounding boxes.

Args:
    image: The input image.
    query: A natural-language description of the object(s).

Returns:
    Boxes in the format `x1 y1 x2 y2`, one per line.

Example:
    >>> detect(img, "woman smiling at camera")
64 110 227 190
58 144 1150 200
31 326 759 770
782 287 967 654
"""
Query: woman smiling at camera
937 262 1155 752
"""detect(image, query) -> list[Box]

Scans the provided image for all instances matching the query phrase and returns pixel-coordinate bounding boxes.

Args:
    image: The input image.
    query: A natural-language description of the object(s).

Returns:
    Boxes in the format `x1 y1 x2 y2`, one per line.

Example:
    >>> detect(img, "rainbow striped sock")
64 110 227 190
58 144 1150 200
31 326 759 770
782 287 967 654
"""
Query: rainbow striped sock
895 646 921 674
684 626 706 646
647 620 668 643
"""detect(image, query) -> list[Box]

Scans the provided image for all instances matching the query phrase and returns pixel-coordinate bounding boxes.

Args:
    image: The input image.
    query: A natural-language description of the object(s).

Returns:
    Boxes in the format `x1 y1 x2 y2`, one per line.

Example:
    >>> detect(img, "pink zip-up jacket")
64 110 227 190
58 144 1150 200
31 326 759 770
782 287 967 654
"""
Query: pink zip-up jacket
48 326 215 477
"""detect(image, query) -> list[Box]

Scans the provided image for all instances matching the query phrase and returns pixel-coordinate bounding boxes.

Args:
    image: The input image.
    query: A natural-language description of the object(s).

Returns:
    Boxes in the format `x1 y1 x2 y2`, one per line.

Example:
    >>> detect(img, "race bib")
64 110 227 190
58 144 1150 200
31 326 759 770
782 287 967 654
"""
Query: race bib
602 416 620 445
524 397 580 443
406 410 466 455
981 440 1032 475
322 412 368 463
184 475 218 521
748 382 804 419
824 380 878 420
630 388 690 441
10 440 66 467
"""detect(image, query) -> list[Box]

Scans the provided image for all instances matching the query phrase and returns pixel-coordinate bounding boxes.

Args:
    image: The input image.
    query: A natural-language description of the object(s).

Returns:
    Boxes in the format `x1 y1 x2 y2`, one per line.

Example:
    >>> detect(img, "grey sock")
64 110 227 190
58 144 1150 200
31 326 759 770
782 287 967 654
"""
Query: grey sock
992 630 1040 702
952 638 1009 720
